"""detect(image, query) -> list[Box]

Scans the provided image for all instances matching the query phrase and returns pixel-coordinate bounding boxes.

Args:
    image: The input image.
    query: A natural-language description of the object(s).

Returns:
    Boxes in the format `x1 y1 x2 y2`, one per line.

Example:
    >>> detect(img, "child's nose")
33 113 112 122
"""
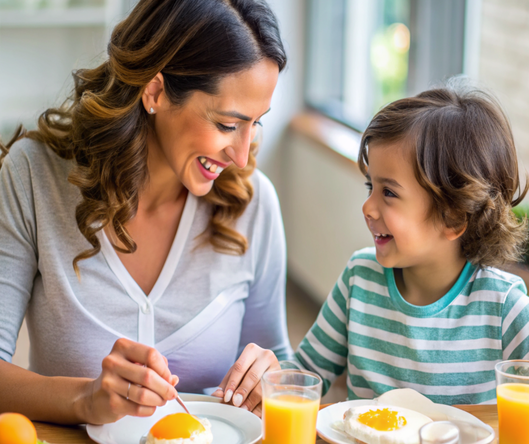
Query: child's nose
362 194 379 220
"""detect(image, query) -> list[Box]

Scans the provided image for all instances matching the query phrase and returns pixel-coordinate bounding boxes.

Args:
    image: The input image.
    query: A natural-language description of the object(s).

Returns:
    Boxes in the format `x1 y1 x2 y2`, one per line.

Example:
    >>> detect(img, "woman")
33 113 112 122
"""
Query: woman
0 0 291 424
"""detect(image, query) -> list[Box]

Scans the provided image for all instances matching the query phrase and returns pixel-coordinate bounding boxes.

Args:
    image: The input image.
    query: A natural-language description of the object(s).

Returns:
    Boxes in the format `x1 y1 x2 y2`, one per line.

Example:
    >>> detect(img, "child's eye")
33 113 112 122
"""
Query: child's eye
383 188 397 198
364 182 373 195
217 123 237 132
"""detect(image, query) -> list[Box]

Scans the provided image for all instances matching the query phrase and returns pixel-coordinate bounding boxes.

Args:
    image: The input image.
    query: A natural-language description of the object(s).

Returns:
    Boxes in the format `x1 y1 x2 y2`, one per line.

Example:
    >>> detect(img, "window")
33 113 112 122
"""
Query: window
306 0 467 132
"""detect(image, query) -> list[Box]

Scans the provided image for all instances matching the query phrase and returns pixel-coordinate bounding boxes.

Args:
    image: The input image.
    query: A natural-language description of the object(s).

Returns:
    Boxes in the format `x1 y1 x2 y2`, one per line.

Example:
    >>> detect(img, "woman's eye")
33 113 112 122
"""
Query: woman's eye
254 120 263 127
217 123 237 132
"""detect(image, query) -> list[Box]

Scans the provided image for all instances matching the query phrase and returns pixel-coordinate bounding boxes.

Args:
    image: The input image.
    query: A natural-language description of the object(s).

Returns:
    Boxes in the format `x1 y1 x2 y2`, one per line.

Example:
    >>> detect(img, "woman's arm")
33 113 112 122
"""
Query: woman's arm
212 173 292 415
236 173 293 361
0 339 179 424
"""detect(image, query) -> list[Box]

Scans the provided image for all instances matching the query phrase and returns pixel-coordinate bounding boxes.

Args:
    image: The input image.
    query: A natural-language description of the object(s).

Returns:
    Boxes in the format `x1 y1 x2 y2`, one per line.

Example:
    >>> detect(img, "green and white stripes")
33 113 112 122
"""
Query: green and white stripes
283 247 529 405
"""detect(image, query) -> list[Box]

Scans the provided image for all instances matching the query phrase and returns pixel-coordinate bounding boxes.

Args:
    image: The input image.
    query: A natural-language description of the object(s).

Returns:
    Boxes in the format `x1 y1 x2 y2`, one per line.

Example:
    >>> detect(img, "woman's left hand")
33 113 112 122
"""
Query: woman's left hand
212 343 280 417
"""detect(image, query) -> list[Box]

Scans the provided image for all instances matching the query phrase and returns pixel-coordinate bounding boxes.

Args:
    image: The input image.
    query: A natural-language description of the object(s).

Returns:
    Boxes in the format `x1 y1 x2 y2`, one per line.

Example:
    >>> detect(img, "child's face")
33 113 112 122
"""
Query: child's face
362 140 458 269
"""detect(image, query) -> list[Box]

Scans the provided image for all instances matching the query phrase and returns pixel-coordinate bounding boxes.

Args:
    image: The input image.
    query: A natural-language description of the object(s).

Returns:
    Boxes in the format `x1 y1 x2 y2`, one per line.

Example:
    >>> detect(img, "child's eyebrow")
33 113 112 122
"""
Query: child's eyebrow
367 174 403 189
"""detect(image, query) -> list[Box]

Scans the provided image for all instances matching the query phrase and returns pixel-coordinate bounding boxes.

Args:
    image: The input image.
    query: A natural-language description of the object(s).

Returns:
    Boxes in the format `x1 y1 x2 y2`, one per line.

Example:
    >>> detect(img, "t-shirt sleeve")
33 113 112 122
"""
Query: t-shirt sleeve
284 264 351 396
0 151 38 362
237 173 293 361
502 283 529 360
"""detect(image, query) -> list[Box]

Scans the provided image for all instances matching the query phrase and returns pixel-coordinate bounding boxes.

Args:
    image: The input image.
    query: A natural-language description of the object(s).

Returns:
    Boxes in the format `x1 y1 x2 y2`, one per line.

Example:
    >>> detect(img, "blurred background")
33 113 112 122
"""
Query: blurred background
2 0 529 402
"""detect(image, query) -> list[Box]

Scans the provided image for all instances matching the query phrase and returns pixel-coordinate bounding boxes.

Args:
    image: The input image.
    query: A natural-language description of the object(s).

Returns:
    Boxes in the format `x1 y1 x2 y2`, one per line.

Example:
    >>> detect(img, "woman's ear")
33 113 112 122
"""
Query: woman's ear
142 72 165 114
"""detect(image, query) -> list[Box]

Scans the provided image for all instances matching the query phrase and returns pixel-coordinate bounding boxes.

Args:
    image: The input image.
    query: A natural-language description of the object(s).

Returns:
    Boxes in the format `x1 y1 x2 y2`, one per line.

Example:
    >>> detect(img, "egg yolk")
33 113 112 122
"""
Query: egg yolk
358 408 407 431
0 412 37 444
150 413 205 439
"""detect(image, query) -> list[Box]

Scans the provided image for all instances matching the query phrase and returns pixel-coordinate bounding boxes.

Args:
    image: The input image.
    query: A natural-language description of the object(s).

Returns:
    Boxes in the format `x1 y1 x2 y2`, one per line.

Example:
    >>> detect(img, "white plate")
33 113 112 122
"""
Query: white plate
86 397 261 444
316 399 492 444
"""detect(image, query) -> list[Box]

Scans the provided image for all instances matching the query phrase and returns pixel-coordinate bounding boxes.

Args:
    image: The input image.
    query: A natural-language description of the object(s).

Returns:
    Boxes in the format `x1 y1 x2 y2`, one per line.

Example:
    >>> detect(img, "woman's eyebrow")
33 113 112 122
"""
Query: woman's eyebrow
216 108 271 121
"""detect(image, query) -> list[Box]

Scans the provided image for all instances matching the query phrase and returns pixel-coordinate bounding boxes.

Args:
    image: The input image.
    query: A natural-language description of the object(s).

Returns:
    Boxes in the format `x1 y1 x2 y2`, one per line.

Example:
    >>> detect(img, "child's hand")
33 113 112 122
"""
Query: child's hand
212 343 280 417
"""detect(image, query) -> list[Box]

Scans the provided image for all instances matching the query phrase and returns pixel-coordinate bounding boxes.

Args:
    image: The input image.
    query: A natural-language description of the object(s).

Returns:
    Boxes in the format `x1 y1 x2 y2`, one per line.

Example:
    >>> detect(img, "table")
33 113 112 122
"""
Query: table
34 404 499 443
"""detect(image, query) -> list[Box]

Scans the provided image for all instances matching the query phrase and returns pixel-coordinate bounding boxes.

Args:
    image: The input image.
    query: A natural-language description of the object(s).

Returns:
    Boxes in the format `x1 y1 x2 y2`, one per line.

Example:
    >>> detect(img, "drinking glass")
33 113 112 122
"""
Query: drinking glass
495 360 529 444
261 369 322 444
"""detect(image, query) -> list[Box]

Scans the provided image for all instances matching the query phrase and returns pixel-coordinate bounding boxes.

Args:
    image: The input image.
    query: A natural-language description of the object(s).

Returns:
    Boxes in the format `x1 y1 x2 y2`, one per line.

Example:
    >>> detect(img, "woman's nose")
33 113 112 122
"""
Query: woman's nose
225 127 253 169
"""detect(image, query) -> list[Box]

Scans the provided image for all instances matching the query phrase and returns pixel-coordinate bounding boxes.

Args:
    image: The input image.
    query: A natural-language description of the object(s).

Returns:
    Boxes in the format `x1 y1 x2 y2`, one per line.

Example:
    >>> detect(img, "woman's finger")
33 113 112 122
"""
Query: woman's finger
211 368 233 399
221 345 259 403
118 377 167 407
240 384 263 413
113 338 173 383
111 392 158 418
111 356 176 401
252 403 262 418
230 349 276 407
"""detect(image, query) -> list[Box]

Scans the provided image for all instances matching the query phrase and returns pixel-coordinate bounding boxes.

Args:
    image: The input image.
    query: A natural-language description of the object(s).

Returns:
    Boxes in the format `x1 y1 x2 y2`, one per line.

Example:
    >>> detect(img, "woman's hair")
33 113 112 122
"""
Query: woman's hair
0 0 286 275
358 78 529 268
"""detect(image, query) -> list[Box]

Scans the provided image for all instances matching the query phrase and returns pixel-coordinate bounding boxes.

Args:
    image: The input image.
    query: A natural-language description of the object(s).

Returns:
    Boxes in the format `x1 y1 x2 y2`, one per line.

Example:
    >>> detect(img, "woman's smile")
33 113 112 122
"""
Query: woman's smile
196 157 227 180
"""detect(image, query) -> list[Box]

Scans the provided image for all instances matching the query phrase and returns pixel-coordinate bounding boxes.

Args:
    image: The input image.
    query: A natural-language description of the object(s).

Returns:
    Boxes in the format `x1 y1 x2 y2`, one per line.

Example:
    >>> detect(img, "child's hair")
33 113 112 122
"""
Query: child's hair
358 78 528 268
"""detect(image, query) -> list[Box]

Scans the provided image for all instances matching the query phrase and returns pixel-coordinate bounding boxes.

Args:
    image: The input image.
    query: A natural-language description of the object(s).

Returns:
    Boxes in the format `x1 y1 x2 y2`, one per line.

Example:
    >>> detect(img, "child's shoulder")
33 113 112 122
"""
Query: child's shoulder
469 265 527 297
345 247 384 275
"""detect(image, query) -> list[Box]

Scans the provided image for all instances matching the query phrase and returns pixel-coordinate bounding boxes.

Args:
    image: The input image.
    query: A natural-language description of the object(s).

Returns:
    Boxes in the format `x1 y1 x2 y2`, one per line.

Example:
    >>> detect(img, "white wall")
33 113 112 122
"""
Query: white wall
258 0 306 188
279 130 373 304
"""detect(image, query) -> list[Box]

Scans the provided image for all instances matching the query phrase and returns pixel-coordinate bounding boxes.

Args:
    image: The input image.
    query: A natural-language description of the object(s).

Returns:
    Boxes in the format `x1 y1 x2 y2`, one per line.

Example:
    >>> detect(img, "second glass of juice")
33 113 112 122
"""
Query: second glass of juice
495 360 529 444
262 369 322 444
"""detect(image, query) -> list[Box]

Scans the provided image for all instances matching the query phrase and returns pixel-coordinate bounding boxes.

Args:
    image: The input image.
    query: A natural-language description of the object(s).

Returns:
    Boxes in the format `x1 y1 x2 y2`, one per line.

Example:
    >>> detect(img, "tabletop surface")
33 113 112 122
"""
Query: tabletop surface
34 404 499 444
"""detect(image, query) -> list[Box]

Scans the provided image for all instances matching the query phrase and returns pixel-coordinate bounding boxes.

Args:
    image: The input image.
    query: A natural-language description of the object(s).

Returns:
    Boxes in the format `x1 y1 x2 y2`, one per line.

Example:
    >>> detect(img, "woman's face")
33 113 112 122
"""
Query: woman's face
145 58 279 197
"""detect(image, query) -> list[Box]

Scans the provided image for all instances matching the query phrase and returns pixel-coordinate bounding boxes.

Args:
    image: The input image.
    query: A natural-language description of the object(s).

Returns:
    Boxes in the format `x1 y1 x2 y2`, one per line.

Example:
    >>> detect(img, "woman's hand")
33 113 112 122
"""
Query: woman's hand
78 338 178 424
212 343 280 417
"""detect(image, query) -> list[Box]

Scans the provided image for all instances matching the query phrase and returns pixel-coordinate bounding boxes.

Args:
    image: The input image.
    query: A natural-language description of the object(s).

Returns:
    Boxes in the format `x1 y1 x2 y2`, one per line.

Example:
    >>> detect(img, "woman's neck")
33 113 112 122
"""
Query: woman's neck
394 254 467 306
141 131 186 213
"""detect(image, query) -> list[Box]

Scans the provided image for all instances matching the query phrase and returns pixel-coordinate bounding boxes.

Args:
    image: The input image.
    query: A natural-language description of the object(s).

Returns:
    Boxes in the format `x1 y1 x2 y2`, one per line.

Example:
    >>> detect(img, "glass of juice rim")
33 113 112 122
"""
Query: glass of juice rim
495 359 529 382
262 369 322 389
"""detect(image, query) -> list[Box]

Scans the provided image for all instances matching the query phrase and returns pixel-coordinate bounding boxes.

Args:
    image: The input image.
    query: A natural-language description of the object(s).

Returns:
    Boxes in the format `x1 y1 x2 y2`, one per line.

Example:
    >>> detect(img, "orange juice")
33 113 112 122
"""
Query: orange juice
262 393 320 444
497 383 529 444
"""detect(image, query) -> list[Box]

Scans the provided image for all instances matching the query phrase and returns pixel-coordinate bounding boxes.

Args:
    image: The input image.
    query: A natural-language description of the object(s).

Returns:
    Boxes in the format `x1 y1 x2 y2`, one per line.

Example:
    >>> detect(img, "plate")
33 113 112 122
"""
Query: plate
86 397 261 444
316 399 493 444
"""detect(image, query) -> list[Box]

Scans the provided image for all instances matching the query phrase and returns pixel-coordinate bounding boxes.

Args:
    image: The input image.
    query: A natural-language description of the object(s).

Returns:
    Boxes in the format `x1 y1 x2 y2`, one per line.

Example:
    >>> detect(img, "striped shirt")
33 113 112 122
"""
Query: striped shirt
284 247 529 405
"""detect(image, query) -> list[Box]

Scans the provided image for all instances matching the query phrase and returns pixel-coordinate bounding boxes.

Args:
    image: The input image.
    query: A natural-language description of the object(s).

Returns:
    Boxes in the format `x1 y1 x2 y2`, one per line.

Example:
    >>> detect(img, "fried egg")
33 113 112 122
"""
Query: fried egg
146 413 213 444
343 404 432 444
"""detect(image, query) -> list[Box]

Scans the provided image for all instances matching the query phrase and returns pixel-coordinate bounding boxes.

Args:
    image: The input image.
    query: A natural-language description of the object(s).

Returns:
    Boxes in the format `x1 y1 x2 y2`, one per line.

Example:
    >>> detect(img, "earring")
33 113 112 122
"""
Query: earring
150 107 155 114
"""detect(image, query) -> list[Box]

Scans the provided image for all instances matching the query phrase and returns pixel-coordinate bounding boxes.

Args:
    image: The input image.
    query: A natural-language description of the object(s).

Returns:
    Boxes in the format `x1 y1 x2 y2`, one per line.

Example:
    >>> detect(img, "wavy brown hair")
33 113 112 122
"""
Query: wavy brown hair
0 0 286 275
359 78 529 267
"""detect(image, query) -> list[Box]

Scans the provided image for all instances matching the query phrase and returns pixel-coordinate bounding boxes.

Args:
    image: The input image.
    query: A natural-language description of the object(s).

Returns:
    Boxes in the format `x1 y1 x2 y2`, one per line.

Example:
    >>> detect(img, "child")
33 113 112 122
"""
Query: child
214 80 529 411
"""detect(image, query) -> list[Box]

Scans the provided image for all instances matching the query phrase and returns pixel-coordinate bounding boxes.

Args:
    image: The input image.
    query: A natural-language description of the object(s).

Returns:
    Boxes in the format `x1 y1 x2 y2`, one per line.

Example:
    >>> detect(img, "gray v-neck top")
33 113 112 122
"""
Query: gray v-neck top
0 138 292 393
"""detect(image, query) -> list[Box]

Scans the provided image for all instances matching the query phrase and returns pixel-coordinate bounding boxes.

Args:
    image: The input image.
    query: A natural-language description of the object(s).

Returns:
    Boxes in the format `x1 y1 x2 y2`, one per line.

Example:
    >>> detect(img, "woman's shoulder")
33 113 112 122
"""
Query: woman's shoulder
245 169 281 217
251 169 279 204
5 137 72 183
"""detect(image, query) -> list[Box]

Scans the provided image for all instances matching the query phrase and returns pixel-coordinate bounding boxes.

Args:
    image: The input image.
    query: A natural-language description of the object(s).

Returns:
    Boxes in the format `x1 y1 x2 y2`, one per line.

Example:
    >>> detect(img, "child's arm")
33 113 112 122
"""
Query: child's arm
502 284 529 360
282 271 351 396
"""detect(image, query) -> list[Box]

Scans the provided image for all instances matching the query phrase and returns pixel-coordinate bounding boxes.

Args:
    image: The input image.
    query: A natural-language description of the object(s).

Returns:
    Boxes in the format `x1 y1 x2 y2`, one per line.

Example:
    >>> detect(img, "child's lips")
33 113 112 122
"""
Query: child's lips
374 234 393 246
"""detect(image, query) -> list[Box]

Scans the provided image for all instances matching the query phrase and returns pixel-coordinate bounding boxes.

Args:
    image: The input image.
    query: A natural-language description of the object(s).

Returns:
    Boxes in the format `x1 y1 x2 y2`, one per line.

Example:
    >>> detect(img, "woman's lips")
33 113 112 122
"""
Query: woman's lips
198 156 229 172
197 158 220 180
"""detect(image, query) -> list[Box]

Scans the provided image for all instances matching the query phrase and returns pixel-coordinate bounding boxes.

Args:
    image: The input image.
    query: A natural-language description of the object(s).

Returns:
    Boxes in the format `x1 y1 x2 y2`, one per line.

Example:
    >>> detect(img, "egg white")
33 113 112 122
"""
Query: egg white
146 417 213 444
343 404 432 444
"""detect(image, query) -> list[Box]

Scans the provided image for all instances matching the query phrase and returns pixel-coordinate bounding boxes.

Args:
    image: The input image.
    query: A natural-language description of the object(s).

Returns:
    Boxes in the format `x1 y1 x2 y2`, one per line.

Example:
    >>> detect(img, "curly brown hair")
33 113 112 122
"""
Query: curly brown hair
0 0 286 275
358 78 529 267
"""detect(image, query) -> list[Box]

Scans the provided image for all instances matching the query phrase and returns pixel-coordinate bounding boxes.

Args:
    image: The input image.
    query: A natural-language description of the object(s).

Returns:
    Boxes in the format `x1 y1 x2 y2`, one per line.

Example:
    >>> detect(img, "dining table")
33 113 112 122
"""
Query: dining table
34 403 499 444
